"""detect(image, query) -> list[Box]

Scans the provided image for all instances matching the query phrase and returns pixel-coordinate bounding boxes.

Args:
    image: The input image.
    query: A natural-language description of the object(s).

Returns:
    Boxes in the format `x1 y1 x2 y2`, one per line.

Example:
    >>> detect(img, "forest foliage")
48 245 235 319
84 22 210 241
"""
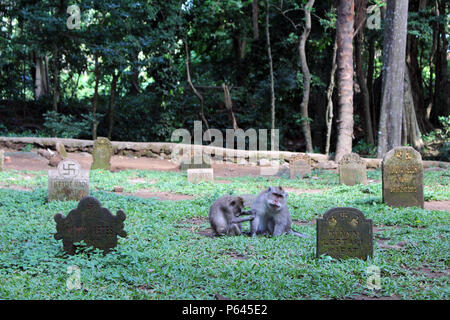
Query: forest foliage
0 0 448 158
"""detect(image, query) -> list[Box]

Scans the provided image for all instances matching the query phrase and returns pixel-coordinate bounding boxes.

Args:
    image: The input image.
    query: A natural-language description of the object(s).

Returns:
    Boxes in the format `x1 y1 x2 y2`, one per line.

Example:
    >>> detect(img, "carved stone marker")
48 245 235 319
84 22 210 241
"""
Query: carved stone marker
91 137 113 170
48 159 89 201
316 207 373 260
187 168 214 183
0 149 4 171
56 141 68 158
339 153 367 186
382 146 424 208
289 154 312 179
54 196 127 255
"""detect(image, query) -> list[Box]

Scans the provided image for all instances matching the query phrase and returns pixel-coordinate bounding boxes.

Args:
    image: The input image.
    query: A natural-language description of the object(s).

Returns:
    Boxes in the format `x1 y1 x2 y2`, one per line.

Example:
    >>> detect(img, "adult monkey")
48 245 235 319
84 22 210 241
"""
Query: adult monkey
250 186 309 237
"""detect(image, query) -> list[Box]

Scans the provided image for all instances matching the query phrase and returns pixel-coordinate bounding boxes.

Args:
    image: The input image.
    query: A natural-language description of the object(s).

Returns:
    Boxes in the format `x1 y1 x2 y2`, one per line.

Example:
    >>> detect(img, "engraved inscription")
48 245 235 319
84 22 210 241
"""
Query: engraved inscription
382 146 424 208
317 207 373 260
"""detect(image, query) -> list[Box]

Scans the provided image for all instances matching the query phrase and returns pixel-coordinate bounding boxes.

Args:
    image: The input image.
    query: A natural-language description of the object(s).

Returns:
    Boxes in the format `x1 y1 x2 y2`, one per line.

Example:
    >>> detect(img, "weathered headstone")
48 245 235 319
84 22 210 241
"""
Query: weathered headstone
316 207 373 260
382 146 424 208
289 154 312 179
56 141 68 158
91 137 113 170
54 196 127 255
0 149 4 171
339 153 367 186
187 168 214 183
48 159 89 201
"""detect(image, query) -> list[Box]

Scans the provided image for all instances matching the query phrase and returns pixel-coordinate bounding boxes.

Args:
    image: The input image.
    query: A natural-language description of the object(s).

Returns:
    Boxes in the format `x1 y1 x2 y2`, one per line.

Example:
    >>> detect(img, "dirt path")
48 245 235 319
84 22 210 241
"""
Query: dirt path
1 150 264 177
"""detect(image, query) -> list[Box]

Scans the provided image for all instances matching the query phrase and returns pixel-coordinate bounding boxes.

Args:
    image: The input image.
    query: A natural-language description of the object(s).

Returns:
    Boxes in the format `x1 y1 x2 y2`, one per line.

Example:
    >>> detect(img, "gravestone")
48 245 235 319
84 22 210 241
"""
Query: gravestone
187 168 214 183
91 137 113 170
382 146 424 208
179 150 212 170
54 196 127 255
56 141 68 158
339 153 367 186
316 207 373 260
48 159 89 201
289 154 312 179
0 149 4 171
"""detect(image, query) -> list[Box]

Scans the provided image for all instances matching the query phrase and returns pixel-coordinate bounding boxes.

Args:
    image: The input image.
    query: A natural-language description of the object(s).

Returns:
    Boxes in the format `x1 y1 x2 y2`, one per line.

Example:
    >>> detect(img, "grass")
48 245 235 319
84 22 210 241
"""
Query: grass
0 168 448 299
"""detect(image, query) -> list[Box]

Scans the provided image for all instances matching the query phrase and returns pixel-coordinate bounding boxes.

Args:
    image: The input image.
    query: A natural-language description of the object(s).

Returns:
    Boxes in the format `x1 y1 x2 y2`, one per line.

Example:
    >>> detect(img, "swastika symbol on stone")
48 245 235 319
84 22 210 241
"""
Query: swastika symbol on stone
57 159 81 178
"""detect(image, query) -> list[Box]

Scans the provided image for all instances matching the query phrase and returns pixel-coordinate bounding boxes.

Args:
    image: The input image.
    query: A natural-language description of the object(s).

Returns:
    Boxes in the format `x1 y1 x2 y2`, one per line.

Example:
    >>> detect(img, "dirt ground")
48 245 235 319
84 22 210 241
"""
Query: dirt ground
1 149 449 211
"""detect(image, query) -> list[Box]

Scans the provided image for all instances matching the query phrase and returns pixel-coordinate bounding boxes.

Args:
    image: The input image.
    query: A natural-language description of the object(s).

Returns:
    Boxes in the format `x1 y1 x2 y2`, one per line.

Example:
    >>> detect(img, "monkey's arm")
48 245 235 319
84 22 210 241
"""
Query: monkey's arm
240 209 255 216
231 216 254 224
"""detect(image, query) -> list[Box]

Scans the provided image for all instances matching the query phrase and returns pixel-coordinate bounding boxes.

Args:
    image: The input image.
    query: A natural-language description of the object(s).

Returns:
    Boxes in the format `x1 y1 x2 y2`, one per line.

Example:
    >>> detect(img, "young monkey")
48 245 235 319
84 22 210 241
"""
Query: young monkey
250 186 309 237
209 195 254 236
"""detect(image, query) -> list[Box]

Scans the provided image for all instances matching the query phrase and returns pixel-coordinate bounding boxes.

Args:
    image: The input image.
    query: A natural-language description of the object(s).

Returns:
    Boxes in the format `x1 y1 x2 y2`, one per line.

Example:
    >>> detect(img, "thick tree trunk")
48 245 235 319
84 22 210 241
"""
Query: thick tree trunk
265 0 276 130
403 63 424 151
108 72 119 140
335 0 355 162
298 0 315 153
377 0 409 158
33 54 49 99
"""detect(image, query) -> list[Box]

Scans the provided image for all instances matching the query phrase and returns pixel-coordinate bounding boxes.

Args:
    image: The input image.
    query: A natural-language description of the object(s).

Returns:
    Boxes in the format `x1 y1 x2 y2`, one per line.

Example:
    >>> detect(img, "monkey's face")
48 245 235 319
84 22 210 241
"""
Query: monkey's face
230 197 244 217
266 187 287 211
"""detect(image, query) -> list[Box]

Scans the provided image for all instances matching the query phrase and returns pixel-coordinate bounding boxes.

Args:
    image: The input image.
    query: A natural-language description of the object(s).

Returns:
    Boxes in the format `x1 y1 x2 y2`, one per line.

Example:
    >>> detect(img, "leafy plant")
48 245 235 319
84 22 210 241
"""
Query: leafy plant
43 111 91 139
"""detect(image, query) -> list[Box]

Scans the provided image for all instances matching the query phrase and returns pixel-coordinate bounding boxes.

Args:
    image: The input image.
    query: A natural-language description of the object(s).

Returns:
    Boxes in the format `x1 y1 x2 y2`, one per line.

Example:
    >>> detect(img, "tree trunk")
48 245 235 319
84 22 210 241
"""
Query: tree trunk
430 0 449 121
376 0 409 158
298 0 315 153
334 0 355 162
33 54 49 99
403 62 424 151
354 0 374 145
52 46 60 112
223 84 238 130
108 71 119 140
253 0 259 40
367 34 376 137
184 35 211 138
325 37 338 155
92 55 100 140
265 0 276 130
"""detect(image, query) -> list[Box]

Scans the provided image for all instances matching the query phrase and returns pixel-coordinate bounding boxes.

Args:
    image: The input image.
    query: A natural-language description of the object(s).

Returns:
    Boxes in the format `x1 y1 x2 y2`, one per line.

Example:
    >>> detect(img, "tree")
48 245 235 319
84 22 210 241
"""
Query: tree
334 0 355 162
377 0 409 157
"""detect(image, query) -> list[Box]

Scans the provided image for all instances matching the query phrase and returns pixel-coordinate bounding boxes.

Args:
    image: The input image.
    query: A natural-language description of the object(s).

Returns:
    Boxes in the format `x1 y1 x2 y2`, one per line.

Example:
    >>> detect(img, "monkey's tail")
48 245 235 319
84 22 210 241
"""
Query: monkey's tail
290 230 311 238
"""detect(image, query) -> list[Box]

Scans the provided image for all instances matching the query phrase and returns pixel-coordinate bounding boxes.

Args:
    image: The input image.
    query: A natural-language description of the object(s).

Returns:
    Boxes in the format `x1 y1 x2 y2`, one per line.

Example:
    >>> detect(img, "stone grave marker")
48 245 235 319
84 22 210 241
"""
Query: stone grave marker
48 159 89 201
54 196 127 255
0 149 4 171
316 207 373 260
187 168 214 183
339 153 367 186
91 137 113 170
56 141 68 158
382 146 424 208
179 150 212 170
289 154 312 179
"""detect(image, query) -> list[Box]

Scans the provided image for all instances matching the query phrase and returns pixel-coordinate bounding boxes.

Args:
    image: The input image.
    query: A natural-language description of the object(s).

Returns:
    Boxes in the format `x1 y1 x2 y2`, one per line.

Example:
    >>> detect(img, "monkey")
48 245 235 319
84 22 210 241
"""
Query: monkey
250 186 310 238
209 195 255 236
